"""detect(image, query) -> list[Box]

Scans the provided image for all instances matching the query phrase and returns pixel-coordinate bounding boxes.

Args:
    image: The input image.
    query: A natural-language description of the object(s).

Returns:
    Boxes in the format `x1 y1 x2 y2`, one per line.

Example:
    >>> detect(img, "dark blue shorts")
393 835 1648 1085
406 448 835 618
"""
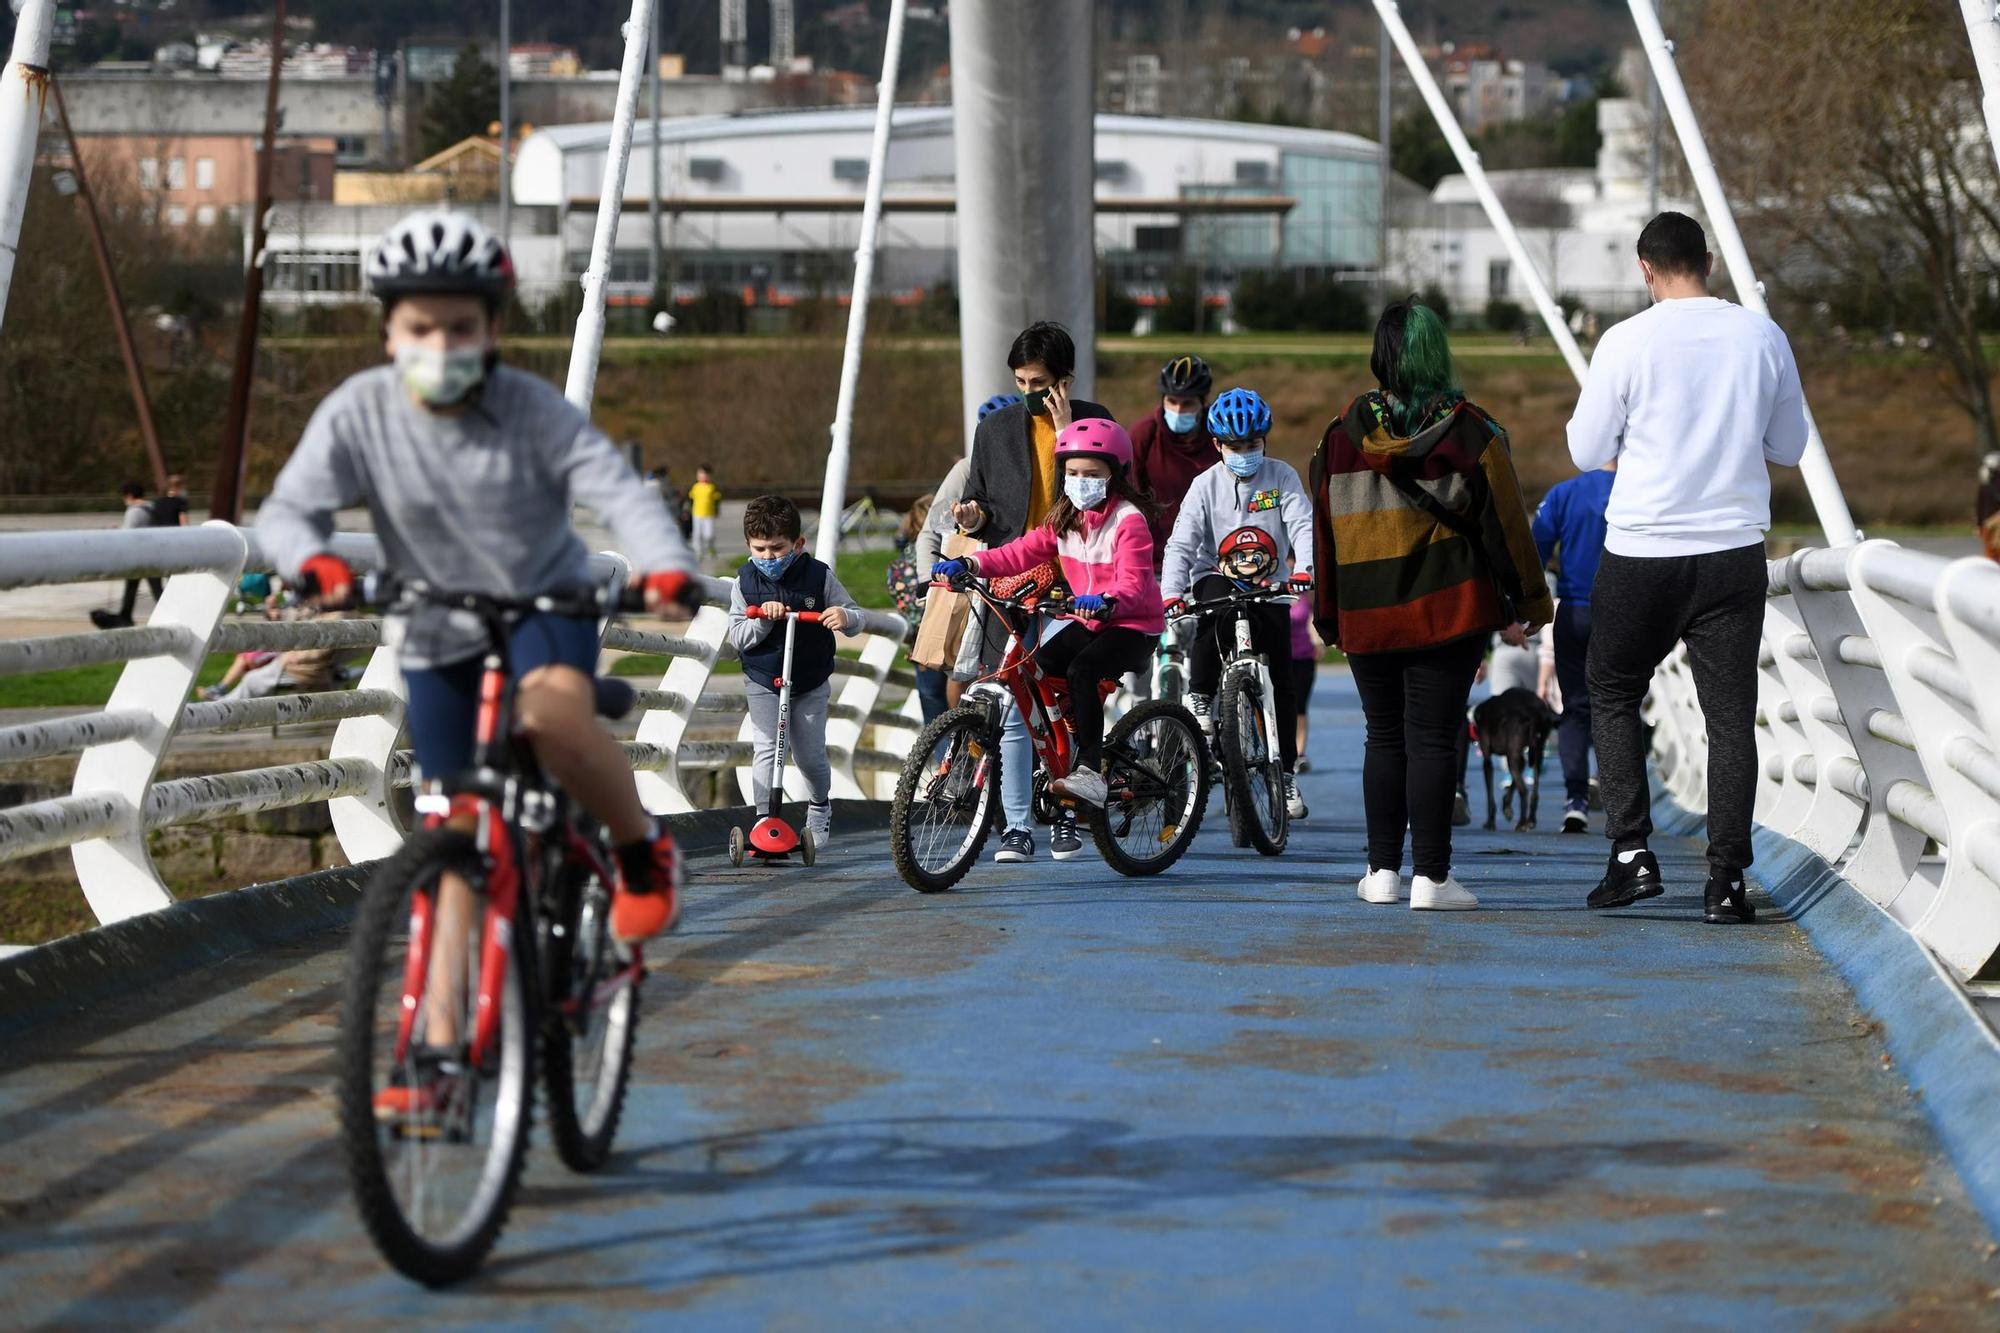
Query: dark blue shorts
403 612 600 784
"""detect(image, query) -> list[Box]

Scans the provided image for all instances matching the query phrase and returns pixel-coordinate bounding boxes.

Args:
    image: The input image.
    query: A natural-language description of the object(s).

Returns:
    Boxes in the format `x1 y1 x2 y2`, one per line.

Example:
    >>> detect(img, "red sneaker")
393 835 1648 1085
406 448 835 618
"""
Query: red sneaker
612 825 682 942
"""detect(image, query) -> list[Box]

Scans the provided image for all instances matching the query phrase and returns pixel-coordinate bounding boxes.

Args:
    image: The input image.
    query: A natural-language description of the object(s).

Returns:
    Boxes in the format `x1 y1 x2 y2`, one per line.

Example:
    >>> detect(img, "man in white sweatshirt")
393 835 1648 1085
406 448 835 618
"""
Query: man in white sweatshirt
1565 211 1808 925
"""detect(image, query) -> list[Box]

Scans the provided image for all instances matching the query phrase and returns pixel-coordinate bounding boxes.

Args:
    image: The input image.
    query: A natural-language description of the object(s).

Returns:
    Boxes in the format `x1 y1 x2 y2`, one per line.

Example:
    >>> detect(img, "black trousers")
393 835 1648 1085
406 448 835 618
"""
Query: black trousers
118 577 164 619
1035 623 1152 771
1553 599 1594 803
1587 544 1766 876
1187 574 1299 770
1349 633 1487 880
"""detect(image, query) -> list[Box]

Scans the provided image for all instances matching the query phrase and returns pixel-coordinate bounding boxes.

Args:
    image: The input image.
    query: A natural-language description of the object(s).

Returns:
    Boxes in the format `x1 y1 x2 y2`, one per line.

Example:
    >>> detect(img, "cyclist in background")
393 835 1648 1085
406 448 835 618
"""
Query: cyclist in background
932 418 1164 860
1160 386 1315 819
257 210 699 952
1130 354 1216 564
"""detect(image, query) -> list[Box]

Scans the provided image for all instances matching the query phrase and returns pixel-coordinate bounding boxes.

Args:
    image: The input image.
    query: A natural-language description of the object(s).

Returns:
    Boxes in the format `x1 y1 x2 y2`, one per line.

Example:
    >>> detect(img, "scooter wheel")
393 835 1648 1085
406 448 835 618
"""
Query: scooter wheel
728 826 747 867
798 829 817 867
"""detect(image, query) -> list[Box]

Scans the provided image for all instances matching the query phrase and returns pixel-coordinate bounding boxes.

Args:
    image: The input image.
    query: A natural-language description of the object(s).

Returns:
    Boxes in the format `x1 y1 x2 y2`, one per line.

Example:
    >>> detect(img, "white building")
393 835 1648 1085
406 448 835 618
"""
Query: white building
1387 95 1689 320
263 106 1387 314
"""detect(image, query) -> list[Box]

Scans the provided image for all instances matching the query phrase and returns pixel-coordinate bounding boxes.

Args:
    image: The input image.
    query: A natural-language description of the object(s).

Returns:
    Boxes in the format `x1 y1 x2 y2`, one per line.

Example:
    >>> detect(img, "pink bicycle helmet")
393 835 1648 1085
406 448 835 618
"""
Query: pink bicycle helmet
1054 417 1133 474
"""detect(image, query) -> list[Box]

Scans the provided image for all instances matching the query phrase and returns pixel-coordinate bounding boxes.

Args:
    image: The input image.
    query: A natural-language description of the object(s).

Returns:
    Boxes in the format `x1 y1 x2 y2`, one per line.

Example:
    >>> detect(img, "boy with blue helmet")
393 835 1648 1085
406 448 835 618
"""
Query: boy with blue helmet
1160 386 1315 817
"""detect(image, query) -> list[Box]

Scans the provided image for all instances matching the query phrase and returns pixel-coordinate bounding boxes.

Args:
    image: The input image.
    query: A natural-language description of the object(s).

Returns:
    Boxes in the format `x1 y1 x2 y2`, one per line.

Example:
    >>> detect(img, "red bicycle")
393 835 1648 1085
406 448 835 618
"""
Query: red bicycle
335 581 648 1286
889 573 1211 890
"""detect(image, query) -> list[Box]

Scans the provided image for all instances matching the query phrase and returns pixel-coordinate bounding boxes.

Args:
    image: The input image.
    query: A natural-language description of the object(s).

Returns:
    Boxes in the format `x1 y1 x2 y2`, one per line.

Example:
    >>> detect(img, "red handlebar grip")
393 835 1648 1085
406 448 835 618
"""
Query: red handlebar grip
744 606 824 622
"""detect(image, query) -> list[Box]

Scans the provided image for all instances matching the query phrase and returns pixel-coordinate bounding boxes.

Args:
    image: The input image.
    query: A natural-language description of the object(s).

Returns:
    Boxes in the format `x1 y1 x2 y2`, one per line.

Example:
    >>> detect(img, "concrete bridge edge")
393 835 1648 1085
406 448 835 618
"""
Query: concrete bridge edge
0 799 895 1045
1649 788 2000 1240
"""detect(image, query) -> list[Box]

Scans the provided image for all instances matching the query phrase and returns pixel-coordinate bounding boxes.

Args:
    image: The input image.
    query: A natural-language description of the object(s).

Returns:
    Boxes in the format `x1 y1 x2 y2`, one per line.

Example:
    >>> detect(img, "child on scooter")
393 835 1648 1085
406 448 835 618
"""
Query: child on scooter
931 419 1165 860
726 495 863 847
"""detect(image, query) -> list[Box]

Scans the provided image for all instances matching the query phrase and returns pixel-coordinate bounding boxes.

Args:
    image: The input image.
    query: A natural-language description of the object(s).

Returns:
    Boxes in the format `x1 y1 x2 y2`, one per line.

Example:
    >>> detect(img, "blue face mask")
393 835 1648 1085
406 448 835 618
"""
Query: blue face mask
1064 474 1110 511
751 548 800 579
1223 447 1264 478
1164 407 1199 435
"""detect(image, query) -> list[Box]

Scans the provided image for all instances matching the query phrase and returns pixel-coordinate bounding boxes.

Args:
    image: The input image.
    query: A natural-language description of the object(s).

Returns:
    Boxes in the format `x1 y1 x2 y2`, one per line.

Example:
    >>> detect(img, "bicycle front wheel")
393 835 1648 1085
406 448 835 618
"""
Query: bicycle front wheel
1218 669 1288 855
337 830 535 1286
542 825 639 1173
1093 700 1210 876
890 704 1000 892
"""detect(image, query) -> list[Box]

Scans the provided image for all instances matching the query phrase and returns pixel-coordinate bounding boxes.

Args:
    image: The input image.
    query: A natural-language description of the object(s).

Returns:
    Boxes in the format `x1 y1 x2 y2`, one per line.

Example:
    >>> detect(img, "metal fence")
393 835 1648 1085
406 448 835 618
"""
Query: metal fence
0 523 917 933
1649 543 2000 981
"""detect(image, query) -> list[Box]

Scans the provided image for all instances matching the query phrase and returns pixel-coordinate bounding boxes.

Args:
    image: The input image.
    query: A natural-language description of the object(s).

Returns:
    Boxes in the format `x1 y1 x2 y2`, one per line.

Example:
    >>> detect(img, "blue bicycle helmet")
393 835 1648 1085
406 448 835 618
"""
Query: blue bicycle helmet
977 393 1023 423
1207 387 1272 442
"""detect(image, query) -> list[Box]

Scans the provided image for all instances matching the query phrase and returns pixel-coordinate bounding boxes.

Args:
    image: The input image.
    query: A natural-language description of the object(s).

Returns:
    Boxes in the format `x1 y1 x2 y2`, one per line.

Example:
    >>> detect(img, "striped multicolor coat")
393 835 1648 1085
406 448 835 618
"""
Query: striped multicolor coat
1308 392 1553 655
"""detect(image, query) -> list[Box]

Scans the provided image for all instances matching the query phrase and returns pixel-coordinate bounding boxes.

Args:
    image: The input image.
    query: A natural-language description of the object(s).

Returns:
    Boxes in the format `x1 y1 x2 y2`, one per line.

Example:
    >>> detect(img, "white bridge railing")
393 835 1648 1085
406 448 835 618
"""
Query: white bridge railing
0 524 916 933
1649 543 2000 981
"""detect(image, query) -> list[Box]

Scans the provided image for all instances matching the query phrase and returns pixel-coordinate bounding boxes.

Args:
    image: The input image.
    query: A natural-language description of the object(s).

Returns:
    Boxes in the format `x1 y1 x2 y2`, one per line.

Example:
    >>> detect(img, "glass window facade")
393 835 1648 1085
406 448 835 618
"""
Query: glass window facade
1279 151 1381 270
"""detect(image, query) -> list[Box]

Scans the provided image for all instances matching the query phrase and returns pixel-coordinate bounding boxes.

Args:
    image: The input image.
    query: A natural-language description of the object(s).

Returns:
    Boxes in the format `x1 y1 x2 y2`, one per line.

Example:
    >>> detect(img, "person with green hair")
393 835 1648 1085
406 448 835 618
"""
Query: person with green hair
1307 299 1553 912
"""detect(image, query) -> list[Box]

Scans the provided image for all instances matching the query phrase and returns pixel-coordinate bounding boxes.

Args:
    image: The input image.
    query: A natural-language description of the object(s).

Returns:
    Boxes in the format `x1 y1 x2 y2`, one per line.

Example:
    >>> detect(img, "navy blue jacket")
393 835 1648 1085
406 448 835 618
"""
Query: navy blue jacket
736 556 835 694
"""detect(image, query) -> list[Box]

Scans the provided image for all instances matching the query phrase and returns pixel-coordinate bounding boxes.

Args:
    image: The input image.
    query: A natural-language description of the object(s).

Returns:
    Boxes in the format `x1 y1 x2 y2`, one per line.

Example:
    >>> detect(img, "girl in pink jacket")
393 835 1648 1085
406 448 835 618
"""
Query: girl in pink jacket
933 418 1164 809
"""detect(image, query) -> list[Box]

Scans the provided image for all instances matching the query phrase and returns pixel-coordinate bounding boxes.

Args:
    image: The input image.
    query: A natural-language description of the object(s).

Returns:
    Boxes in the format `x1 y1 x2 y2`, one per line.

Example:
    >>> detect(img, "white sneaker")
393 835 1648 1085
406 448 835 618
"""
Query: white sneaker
805 802 832 846
1284 772 1307 820
1411 874 1478 911
1052 768 1108 808
1357 869 1402 904
1186 692 1213 736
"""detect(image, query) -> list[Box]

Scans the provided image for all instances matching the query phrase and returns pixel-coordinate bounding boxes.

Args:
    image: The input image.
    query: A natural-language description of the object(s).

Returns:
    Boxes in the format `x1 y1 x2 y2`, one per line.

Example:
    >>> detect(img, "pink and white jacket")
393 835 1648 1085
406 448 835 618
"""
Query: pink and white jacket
975 499 1166 635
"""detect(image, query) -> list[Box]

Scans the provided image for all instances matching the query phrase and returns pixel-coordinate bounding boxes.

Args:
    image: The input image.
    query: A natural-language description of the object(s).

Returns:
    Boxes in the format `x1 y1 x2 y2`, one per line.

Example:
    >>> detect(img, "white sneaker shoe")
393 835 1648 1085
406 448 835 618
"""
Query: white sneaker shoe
1411 874 1478 911
1284 772 1307 820
1052 767 1108 808
1186 692 1213 736
1357 869 1402 904
805 802 832 846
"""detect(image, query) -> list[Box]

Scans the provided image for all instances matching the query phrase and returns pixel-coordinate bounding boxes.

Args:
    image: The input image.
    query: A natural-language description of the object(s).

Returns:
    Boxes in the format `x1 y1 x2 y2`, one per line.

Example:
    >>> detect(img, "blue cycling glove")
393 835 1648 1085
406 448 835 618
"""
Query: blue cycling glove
931 558 970 582
1071 593 1107 617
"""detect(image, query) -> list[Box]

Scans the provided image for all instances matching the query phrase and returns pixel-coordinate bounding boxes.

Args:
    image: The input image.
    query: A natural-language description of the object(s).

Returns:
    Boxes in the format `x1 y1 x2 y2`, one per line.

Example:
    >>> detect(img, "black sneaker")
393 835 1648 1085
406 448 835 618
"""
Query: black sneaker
992 828 1033 863
1562 799 1588 834
1704 873 1756 924
1587 849 1665 909
1451 789 1471 828
1049 812 1083 861
90 609 133 630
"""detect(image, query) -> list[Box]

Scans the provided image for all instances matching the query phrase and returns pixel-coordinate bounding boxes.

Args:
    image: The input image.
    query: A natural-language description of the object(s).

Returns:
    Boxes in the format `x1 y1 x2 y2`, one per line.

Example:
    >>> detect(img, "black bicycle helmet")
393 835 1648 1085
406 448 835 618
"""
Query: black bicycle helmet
1159 353 1213 399
367 210 515 309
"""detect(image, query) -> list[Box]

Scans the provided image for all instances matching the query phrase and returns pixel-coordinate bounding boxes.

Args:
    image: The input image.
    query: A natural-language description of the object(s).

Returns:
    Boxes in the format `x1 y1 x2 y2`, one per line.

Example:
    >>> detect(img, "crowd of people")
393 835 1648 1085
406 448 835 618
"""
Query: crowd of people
86 205 1819 978
902 211 1804 924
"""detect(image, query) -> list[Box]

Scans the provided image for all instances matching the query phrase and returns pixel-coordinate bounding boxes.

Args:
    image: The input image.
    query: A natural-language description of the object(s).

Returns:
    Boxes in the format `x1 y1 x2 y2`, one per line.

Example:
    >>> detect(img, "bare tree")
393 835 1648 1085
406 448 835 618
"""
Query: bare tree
1680 0 2000 462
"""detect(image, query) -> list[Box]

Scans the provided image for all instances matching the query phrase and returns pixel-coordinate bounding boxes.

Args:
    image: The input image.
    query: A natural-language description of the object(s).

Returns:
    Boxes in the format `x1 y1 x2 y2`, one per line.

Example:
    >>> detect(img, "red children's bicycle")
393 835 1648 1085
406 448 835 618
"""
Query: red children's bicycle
335 581 648 1286
888 573 1210 891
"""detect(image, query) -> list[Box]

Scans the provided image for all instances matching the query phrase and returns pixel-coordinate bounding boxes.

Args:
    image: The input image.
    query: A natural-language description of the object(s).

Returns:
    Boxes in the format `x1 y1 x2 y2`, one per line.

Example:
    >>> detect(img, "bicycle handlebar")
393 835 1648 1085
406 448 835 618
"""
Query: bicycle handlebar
1167 583 1298 620
362 573 617 620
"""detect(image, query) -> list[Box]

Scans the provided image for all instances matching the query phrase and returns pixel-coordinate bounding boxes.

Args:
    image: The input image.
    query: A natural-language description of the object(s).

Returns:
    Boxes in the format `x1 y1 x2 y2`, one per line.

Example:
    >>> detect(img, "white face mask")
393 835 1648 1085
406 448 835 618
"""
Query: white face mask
395 343 487 406
1064 474 1110 511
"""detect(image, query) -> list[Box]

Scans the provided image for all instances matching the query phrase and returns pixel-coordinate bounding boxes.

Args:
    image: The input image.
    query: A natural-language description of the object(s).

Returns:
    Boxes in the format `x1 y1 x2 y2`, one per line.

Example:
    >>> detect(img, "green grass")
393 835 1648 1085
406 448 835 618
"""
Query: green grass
0 655 235 710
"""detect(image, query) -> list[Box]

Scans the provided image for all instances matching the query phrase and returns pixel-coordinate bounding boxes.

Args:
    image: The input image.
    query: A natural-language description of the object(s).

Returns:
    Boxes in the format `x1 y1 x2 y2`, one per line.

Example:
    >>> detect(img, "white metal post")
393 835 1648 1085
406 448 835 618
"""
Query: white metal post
1960 0 2000 175
0 0 56 329
1625 0 1860 547
564 0 658 410
815 0 908 578
499 0 511 253
1372 0 1590 387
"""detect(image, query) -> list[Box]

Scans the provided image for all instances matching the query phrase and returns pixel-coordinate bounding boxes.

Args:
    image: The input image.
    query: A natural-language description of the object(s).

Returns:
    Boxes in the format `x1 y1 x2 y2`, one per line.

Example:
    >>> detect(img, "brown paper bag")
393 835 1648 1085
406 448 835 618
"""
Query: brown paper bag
910 532 983 669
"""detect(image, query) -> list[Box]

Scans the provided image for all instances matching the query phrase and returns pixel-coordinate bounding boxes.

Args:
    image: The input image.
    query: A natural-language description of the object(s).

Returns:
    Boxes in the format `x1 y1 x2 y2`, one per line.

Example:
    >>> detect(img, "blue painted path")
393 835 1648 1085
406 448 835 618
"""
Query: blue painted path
2 671 1996 1328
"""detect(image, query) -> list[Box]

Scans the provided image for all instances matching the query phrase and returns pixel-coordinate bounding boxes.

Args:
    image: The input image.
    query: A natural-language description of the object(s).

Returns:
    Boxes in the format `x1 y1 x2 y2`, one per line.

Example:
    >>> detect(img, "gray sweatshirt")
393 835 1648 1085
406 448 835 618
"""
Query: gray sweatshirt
257 363 694 669
1160 456 1316 600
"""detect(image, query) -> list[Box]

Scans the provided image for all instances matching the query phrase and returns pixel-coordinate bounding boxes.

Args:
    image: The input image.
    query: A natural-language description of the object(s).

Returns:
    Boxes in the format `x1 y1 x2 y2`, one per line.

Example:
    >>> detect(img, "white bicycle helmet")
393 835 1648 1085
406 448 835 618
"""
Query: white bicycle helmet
366 210 514 307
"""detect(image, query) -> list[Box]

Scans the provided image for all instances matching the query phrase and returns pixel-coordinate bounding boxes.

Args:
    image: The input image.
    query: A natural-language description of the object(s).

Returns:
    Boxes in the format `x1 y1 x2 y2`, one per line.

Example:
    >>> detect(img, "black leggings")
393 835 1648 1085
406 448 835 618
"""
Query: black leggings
1348 633 1487 880
1187 574 1299 770
1035 624 1152 771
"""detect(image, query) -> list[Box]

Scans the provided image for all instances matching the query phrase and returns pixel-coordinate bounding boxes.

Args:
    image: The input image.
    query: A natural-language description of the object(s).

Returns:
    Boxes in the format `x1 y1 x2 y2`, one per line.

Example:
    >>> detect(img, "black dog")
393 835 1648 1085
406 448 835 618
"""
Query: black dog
1471 687 1558 831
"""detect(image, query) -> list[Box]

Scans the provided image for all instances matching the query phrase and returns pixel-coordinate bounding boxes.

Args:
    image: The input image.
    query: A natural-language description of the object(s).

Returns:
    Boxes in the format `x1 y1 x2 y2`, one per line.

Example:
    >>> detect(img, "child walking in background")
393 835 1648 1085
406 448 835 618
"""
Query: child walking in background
726 495 863 847
689 464 722 561
931 418 1165 862
1161 386 1316 820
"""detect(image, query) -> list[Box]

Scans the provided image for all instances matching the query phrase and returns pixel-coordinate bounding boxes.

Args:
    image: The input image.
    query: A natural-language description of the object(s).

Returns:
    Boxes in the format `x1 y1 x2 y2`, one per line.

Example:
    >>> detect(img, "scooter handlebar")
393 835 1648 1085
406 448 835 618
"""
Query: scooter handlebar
744 606 823 622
